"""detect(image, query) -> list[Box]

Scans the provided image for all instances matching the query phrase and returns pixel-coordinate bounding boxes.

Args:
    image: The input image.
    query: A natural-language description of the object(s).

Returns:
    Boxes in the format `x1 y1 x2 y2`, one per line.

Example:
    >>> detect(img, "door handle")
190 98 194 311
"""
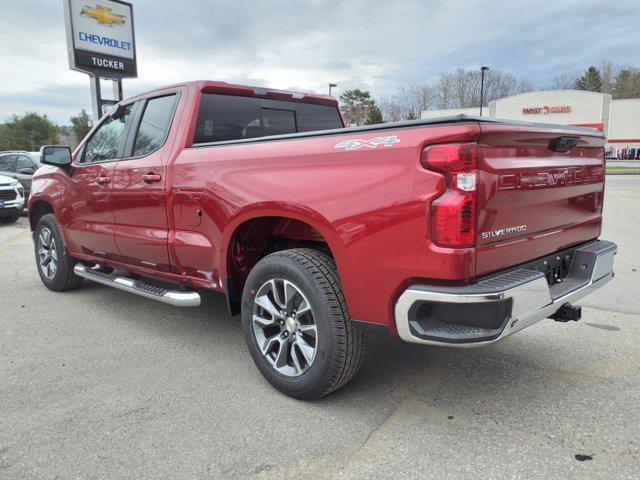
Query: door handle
95 176 110 185
142 173 162 183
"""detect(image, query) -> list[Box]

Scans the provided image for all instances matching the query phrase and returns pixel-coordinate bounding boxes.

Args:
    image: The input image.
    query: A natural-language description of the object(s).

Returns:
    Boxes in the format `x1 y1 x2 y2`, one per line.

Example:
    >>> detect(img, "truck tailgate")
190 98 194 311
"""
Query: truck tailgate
475 123 606 277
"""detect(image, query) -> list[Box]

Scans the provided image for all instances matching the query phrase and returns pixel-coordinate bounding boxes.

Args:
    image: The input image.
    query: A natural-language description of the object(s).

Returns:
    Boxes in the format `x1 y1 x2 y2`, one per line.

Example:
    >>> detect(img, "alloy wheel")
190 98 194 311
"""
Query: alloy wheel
252 278 318 377
37 227 58 280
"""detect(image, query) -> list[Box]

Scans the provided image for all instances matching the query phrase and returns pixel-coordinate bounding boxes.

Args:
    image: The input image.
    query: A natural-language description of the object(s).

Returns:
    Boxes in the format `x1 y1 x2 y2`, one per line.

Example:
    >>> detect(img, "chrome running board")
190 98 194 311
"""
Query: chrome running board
73 264 201 307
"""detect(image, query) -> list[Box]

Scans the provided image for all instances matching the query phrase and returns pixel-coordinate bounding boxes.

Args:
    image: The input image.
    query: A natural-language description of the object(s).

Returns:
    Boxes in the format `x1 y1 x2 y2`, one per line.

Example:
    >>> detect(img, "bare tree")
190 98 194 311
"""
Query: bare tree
485 72 533 105
432 69 532 109
549 73 578 90
378 83 434 122
379 96 405 122
599 60 619 94
434 73 456 109
377 61 638 122
379 69 533 120
548 61 621 93
395 84 434 119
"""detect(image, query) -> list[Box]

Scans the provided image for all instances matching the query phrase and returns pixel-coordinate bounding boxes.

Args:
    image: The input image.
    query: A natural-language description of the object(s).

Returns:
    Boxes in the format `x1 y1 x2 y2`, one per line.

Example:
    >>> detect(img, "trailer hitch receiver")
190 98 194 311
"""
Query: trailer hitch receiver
550 303 582 322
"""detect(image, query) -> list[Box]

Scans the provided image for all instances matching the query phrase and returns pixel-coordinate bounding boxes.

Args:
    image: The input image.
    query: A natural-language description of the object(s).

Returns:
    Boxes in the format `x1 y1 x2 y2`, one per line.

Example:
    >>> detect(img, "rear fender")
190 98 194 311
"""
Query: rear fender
220 202 345 282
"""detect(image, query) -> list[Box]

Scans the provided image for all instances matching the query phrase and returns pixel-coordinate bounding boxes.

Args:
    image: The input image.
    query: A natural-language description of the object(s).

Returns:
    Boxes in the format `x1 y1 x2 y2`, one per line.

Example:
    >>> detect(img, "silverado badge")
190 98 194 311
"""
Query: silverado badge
481 225 528 240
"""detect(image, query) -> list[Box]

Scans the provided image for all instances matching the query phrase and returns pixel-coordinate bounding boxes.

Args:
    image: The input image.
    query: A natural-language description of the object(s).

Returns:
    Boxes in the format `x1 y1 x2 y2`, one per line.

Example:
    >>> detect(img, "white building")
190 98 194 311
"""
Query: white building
421 90 640 158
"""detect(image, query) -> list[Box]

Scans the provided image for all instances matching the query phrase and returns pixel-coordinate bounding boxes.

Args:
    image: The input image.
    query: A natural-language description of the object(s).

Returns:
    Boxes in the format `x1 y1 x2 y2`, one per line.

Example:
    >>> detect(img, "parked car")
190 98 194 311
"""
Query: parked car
0 173 25 223
28 151 43 168
0 151 38 204
28 81 616 399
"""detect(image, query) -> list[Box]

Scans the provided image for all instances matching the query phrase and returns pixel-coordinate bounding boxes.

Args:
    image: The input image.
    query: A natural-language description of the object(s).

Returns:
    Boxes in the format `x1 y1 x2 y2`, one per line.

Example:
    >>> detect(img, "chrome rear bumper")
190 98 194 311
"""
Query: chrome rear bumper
394 240 616 347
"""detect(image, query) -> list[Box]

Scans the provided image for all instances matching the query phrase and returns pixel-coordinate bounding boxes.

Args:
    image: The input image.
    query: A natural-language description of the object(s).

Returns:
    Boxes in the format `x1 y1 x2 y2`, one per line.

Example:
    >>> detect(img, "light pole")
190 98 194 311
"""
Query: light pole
329 83 337 96
479 66 489 117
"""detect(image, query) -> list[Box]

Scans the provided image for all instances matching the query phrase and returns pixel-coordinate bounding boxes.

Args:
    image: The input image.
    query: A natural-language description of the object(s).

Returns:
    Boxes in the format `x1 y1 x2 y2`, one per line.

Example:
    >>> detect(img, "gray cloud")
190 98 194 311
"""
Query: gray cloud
0 0 638 124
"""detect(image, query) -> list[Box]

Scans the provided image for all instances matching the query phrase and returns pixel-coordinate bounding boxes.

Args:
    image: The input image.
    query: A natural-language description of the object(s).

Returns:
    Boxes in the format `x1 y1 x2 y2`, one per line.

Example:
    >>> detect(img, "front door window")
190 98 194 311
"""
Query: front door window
83 106 133 163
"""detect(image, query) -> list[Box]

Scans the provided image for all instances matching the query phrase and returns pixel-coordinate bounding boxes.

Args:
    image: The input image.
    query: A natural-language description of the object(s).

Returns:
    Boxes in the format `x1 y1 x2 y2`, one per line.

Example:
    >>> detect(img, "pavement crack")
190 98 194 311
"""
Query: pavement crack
357 397 403 452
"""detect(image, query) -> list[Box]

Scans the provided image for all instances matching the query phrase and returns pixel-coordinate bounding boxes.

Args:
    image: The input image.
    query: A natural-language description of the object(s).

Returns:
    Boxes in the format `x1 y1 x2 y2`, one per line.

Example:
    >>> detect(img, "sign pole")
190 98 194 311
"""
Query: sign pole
112 78 123 103
88 76 124 122
479 66 489 117
88 75 101 123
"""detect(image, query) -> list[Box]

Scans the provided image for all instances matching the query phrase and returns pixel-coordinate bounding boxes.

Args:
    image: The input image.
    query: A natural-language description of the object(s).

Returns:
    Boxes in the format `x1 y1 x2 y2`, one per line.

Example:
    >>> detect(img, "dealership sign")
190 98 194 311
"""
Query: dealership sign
63 0 137 78
522 105 571 115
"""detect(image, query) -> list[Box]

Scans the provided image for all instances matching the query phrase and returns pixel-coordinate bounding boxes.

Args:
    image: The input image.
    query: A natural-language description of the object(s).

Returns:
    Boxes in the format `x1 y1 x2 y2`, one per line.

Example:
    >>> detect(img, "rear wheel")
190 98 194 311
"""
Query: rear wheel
242 248 364 399
34 213 83 291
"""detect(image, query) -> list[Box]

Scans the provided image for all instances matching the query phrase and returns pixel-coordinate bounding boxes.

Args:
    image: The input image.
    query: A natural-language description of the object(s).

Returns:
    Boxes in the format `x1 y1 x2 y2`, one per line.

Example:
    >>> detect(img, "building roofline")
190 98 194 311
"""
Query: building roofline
492 89 612 102
611 98 640 104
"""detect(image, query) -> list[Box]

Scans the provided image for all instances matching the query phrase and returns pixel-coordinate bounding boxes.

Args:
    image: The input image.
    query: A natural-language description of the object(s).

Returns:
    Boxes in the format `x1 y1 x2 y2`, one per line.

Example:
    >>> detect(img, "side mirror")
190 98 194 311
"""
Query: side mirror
19 167 35 175
40 145 72 167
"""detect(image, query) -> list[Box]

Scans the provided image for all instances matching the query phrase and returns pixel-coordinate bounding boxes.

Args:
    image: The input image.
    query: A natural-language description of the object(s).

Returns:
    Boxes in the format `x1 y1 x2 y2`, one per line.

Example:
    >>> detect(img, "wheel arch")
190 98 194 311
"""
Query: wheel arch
29 199 55 233
221 205 346 314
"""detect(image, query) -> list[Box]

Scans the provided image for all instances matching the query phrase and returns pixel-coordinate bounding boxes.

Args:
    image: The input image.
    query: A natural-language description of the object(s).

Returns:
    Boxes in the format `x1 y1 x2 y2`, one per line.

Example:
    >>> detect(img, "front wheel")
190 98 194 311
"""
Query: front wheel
34 213 83 291
241 248 364 399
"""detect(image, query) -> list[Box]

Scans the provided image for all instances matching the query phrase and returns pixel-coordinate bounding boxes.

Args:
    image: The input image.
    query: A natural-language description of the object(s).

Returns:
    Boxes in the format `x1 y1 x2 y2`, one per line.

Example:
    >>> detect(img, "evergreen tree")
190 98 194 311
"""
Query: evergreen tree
70 109 92 143
339 89 376 126
364 105 384 125
576 66 603 92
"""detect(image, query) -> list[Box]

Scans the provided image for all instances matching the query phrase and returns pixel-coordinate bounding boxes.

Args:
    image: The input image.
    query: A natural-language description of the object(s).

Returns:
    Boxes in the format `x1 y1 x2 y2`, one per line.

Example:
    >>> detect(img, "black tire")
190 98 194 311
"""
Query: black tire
0 213 21 224
34 213 84 291
241 248 364 399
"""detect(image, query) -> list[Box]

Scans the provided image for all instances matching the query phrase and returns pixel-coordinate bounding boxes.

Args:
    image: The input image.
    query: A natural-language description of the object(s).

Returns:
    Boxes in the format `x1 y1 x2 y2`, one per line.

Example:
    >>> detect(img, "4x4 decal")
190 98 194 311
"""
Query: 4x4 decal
334 135 400 150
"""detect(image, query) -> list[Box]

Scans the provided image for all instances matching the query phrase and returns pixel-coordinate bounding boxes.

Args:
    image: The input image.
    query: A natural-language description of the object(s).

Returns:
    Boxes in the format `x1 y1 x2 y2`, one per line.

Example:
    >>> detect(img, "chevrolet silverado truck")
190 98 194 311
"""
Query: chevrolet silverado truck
29 81 616 399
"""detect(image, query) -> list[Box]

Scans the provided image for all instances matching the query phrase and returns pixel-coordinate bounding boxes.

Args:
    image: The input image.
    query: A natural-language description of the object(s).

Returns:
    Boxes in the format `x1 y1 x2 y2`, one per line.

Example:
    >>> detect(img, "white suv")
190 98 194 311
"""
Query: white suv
0 173 25 224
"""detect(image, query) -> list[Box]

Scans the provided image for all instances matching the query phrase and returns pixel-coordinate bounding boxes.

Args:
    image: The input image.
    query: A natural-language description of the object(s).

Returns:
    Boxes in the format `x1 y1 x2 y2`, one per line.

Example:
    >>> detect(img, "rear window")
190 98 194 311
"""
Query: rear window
194 93 342 143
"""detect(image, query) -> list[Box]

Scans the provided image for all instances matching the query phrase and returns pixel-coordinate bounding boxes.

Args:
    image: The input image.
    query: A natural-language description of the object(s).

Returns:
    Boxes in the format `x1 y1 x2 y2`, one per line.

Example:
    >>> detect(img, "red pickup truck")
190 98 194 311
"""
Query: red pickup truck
29 81 616 399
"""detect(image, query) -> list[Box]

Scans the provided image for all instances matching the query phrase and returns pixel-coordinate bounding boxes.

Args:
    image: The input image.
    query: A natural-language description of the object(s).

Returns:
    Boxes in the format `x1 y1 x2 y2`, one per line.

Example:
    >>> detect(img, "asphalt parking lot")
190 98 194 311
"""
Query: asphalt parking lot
1 176 639 479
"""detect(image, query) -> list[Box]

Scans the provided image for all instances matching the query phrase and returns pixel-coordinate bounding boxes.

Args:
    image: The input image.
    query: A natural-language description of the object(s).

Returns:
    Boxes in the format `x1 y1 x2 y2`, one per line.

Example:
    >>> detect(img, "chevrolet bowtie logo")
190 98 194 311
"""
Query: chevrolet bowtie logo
80 4 126 25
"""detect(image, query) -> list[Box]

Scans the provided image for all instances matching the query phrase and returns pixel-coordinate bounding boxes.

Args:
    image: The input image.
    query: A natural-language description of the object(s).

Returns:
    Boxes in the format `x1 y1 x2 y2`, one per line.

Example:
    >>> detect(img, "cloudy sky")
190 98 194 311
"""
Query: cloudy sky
0 0 639 124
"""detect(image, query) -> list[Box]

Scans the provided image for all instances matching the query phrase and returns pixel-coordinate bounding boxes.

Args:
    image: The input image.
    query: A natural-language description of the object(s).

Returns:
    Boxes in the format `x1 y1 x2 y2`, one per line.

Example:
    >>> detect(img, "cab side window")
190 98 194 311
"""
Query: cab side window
83 104 133 163
0 154 17 173
16 155 35 172
132 95 177 157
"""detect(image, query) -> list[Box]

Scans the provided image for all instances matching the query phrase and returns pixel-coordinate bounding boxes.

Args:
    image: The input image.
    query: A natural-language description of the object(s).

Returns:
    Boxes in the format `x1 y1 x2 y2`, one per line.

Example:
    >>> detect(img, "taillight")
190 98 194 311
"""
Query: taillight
421 143 477 247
